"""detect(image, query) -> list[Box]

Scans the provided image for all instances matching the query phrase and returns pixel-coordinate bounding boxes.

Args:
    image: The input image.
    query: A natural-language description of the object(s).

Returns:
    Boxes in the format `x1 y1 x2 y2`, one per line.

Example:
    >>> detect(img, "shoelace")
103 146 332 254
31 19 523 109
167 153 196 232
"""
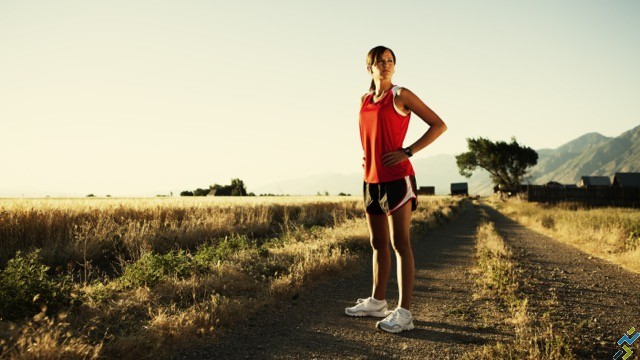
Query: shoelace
354 298 389 311
381 309 399 322
354 298 374 309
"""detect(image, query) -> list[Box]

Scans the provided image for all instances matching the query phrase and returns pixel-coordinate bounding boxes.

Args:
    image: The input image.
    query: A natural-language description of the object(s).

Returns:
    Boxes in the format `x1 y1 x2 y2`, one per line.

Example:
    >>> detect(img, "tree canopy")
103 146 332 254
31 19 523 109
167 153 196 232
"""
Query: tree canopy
210 178 247 196
181 178 249 197
456 137 538 192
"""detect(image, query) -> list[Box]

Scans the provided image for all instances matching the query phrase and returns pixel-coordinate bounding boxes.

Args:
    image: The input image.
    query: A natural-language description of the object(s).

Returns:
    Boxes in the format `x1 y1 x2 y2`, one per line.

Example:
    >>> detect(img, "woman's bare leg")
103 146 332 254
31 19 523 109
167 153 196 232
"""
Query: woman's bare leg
366 212 391 301
388 201 414 310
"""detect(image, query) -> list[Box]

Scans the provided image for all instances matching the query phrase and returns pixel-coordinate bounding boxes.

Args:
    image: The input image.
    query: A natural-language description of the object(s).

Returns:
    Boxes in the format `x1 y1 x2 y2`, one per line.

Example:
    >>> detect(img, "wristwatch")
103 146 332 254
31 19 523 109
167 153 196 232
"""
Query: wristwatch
403 147 413 158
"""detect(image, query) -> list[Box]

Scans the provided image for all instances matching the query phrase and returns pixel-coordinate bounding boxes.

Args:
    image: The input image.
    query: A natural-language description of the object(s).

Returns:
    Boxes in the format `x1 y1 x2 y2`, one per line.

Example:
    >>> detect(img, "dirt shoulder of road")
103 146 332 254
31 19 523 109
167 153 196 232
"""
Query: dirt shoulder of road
482 203 640 359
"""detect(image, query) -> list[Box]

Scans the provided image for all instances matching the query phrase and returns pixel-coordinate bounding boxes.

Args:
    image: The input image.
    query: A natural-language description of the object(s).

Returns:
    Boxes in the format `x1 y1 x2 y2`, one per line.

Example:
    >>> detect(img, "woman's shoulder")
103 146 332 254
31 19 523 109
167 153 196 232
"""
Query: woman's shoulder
392 85 409 96
393 86 418 101
360 92 372 105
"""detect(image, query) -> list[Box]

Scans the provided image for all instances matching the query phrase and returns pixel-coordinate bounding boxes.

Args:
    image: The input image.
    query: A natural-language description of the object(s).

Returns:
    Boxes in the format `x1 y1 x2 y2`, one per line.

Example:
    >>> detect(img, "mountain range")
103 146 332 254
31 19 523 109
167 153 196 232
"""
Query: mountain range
251 124 640 196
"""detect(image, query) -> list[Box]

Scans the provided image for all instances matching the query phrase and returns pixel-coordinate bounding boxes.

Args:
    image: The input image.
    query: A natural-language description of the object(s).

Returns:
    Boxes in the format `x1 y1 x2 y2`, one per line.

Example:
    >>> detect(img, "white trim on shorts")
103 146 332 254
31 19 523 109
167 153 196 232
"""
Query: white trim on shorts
388 175 417 214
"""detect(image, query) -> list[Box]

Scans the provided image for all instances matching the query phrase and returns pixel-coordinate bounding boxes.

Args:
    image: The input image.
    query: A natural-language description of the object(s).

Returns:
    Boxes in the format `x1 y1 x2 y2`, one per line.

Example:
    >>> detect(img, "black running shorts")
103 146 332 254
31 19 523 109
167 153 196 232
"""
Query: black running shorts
363 175 418 216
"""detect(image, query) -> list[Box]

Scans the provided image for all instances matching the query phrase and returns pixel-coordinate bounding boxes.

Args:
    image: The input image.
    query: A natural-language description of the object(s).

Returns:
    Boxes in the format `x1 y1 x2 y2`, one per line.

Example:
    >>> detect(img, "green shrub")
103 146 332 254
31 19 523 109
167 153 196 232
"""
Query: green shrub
117 250 194 289
117 235 255 289
192 244 219 271
213 235 250 260
84 281 115 304
0 250 72 320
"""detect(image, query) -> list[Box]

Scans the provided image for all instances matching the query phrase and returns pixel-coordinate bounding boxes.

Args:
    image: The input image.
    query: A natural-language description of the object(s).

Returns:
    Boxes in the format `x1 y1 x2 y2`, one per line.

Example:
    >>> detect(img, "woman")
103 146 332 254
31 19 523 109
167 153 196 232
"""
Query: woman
345 46 447 333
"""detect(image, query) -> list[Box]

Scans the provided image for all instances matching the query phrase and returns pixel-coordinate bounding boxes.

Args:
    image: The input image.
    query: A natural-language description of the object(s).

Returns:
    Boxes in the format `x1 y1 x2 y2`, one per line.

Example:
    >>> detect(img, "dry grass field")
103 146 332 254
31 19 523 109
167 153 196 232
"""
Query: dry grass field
487 196 640 274
0 196 460 359
0 196 361 269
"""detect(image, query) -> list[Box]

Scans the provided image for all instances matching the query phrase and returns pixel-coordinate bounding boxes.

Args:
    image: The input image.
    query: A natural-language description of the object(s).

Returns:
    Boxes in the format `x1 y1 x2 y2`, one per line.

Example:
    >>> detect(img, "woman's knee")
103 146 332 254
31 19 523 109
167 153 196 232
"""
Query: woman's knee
390 235 411 254
370 236 389 251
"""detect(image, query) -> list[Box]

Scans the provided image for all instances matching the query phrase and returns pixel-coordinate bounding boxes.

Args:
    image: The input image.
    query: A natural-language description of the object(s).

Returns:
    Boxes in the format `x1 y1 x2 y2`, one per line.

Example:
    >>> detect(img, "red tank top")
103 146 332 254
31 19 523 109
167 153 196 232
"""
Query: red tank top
359 86 415 183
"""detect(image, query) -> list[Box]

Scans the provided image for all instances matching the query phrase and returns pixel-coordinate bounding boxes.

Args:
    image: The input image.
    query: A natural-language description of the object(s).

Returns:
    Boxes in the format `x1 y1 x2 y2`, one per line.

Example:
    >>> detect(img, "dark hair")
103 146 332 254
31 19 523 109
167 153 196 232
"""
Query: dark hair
366 46 396 92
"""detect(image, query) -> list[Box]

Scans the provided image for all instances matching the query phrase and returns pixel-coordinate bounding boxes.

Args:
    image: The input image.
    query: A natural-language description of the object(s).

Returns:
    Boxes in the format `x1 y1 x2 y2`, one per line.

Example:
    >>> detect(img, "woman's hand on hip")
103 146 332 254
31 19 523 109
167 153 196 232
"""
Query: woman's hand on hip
381 150 409 167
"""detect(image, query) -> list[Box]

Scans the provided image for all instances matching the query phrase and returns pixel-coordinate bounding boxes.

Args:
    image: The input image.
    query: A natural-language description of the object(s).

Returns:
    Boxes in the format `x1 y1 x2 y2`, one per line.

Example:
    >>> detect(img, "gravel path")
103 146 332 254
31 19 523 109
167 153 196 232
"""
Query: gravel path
483 204 640 359
174 200 512 359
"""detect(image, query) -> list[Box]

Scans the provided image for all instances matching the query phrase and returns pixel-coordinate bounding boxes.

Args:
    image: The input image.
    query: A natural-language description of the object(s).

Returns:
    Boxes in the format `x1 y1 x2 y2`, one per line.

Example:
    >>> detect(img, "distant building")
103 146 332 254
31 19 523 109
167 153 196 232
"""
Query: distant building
613 173 640 188
579 176 611 187
450 183 469 196
545 181 563 188
207 186 232 196
541 182 576 189
417 186 435 196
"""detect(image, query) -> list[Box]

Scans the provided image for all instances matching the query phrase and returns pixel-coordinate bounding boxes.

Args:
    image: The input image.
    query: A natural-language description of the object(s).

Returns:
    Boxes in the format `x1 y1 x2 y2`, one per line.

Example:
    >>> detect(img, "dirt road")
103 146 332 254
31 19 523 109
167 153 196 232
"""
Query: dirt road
175 201 511 359
174 201 640 359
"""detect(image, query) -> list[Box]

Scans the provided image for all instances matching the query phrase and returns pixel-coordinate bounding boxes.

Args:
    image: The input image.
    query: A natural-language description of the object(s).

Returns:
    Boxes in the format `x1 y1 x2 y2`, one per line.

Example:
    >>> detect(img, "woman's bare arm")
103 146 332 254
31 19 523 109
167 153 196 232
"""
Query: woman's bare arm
381 88 447 167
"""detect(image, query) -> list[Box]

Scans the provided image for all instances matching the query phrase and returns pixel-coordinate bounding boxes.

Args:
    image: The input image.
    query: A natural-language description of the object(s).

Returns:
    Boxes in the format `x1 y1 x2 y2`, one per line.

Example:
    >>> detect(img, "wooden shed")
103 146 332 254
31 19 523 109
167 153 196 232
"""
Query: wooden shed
417 186 435 196
207 185 232 196
613 173 640 187
579 176 611 187
450 183 469 196
545 181 563 189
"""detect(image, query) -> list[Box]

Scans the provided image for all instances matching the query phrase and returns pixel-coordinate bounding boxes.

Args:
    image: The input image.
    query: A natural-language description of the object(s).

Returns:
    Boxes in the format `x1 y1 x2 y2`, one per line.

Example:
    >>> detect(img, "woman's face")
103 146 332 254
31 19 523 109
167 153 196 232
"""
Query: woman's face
369 49 395 81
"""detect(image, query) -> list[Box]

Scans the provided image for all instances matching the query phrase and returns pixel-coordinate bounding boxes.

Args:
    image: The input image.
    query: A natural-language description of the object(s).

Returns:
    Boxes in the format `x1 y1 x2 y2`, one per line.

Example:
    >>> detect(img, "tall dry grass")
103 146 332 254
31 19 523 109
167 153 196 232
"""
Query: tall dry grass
465 204 574 360
0 196 460 359
487 196 640 274
0 196 361 275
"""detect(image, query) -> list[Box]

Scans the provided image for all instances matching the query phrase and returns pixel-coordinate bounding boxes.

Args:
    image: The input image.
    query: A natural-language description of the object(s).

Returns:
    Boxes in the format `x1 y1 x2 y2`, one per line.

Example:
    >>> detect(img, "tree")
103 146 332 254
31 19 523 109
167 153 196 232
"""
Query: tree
456 137 538 192
182 178 249 197
229 178 247 196
193 188 210 196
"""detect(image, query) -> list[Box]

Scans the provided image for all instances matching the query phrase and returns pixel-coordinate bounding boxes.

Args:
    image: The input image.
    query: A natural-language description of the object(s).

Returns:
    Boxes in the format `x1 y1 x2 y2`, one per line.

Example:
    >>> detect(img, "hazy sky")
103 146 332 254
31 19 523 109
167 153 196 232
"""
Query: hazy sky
1 1 639 197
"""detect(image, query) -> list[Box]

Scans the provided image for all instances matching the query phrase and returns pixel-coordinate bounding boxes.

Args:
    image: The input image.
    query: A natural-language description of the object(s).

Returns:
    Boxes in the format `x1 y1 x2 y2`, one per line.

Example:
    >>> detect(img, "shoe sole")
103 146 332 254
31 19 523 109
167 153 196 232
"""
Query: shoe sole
376 321 415 333
345 309 388 318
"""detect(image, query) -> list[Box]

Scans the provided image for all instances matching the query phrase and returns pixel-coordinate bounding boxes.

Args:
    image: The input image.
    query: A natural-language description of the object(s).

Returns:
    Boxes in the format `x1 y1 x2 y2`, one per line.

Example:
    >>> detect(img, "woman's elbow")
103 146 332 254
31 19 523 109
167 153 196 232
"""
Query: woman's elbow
439 121 448 134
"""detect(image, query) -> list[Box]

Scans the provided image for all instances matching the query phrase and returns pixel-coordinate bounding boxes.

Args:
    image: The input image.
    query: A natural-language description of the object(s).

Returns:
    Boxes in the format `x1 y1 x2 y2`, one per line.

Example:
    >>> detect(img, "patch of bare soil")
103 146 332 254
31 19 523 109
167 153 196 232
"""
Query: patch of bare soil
173 201 513 359
483 204 640 359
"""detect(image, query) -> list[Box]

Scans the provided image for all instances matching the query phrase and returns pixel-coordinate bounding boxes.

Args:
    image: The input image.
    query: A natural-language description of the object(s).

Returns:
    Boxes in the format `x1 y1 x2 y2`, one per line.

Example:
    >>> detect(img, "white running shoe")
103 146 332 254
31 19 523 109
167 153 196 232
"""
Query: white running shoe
345 297 389 317
376 307 415 333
